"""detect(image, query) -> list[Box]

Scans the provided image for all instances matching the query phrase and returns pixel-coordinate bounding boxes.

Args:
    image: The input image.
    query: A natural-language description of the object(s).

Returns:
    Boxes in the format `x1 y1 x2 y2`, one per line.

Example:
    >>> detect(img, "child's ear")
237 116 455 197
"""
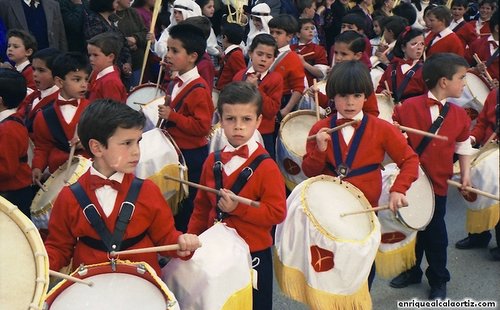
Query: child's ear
89 138 104 157
26 48 34 58
188 51 198 64
54 76 64 89
353 51 363 60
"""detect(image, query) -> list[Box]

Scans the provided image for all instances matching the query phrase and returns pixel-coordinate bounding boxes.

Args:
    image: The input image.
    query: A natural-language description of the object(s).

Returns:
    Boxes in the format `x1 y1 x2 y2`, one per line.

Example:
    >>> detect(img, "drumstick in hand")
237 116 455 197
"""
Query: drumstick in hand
156 95 171 128
64 126 78 184
340 205 408 217
313 78 320 120
35 179 48 192
110 244 181 257
447 179 500 201
302 51 315 57
307 120 360 141
395 124 448 141
49 270 94 287
472 53 494 86
164 175 260 207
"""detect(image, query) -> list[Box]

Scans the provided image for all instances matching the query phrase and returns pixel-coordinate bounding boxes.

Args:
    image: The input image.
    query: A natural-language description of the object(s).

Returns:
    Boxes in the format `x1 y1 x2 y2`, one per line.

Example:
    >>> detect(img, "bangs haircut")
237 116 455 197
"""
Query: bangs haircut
52 52 90 79
423 53 468 89
169 23 206 64
7 29 38 57
268 14 299 35
87 32 123 59
341 13 366 33
393 28 424 58
32 48 62 71
450 0 467 8
217 82 262 116
0 68 27 109
326 60 373 98
298 18 315 30
429 6 452 26
249 33 278 57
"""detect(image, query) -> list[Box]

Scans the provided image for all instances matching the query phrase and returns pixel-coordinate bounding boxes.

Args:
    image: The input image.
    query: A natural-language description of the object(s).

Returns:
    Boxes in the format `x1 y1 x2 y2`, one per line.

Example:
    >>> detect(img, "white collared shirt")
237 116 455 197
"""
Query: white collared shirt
431 28 453 46
224 44 241 55
57 94 79 124
450 18 464 31
96 66 115 80
32 85 59 110
475 18 486 34
0 108 17 122
400 59 419 75
15 60 30 73
246 66 269 81
90 166 125 217
23 0 39 8
171 66 200 100
487 35 499 56
222 139 258 175
336 111 364 144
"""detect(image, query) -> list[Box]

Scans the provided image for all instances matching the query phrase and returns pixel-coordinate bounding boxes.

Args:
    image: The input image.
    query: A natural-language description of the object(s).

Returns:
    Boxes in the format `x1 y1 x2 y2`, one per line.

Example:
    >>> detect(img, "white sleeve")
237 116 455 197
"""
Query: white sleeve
154 28 169 58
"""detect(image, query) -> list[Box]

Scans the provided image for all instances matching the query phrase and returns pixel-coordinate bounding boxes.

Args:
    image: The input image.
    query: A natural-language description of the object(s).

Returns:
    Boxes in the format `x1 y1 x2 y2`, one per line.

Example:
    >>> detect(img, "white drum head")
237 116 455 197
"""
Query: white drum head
126 84 166 111
376 94 394 123
371 67 385 89
280 111 318 157
141 96 165 131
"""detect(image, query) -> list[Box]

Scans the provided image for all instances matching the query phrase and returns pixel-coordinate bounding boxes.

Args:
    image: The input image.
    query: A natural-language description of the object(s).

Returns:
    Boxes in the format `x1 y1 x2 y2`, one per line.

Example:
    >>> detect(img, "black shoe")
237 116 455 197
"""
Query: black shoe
389 271 421 288
490 247 500 261
429 283 446 300
455 236 490 249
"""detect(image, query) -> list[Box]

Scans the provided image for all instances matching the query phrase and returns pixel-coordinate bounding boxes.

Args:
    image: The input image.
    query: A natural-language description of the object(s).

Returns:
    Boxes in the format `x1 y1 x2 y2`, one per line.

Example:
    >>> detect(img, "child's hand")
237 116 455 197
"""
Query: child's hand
388 192 408 213
122 63 132 76
69 136 83 150
476 61 487 75
297 54 306 65
158 105 172 120
32 168 42 185
177 233 201 257
146 32 155 42
315 127 331 152
218 188 238 213
304 85 319 98
381 89 392 98
246 72 260 86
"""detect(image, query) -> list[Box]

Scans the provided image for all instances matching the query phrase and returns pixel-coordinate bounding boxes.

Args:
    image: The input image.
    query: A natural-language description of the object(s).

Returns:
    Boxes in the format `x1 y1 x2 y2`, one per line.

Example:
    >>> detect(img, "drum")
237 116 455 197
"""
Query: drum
376 94 395 123
126 83 166 112
448 73 489 121
375 163 434 278
136 128 188 215
275 175 380 310
162 223 253 310
276 110 318 191
370 66 385 90
208 123 264 153
30 155 92 230
141 96 166 132
448 142 499 233
44 261 179 310
0 196 49 310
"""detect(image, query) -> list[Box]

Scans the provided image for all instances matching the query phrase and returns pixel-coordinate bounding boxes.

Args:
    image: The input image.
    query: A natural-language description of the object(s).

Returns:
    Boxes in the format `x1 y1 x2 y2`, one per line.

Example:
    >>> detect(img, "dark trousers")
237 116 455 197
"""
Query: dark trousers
495 220 500 247
251 247 273 310
174 146 208 232
0 186 34 219
467 231 492 243
409 195 450 285
368 263 376 290
261 133 275 160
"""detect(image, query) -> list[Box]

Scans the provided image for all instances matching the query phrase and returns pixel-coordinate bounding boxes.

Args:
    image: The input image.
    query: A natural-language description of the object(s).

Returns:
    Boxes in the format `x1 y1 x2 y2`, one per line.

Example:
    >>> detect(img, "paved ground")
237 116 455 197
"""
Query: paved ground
271 198 500 310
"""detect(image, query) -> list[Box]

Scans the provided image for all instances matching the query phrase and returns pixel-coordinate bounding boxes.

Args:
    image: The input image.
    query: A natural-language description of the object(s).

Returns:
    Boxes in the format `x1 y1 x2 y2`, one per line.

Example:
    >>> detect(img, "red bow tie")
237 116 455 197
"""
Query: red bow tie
426 98 442 109
172 76 183 87
490 41 498 49
89 175 121 191
57 99 79 107
336 118 360 128
220 145 249 163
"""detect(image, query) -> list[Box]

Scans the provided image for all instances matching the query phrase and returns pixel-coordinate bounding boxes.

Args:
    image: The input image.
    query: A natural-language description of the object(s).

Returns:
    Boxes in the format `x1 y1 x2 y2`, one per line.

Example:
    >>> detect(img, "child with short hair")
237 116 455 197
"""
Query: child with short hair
466 0 496 36
44 100 201 275
338 13 372 63
216 21 246 91
450 0 477 48
0 68 32 218
6 29 37 93
188 81 286 309
234 34 283 158
374 16 409 65
31 52 91 183
293 0 320 45
390 53 474 299
370 15 387 56
157 23 214 232
424 6 465 58
87 32 128 103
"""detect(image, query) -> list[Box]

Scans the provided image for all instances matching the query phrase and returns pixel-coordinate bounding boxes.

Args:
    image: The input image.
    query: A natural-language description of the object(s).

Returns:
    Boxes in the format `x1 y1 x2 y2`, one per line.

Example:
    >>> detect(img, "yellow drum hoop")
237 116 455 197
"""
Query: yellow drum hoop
279 110 319 159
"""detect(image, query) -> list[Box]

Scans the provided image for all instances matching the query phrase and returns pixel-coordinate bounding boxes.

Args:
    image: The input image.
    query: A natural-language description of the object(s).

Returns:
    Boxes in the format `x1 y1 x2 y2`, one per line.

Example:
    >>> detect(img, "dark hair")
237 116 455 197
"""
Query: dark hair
298 18 315 30
89 0 115 13
296 0 314 14
489 10 498 32
168 23 206 64
335 31 366 53
423 53 468 89
268 14 299 35
479 0 497 10
221 21 245 45
249 33 278 57
450 0 468 8
32 48 62 72
195 0 211 9
384 16 409 39
373 0 389 12
326 60 373 98
341 13 366 33
87 32 123 62
7 29 37 58
52 52 90 80
393 27 424 58
0 68 26 109
78 99 146 153
393 3 417 25
429 6 452 26
217 82 262 116
180 16 211 40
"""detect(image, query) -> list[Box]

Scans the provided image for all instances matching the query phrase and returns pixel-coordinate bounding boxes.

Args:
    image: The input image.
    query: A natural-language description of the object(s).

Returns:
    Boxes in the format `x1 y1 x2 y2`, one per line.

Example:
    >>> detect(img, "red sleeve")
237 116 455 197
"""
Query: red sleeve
188 156 214 235
0 122 29 183
364 92 380 117
302 117 332 177
32 112 51 171
259 73 283 119
471 89 497 145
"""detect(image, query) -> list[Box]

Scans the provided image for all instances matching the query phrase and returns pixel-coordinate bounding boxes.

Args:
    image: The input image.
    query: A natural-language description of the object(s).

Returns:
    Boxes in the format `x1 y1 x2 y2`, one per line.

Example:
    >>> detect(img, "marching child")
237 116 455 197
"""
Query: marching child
44 100 201 275
234 34 283 158
6 29 37 94
216 21 246 91
390 53 474 299
450 0 477 49
188 81 287 309
424 6 465 58
87 32 128 103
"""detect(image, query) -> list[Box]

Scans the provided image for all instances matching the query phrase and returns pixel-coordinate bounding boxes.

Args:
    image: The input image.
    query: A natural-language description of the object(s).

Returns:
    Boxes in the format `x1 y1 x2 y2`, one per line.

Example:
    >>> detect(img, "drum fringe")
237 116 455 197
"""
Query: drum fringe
466 204 500 234
147 164 189 215
274 252 372 310
220 282 253 310
375 237 416 279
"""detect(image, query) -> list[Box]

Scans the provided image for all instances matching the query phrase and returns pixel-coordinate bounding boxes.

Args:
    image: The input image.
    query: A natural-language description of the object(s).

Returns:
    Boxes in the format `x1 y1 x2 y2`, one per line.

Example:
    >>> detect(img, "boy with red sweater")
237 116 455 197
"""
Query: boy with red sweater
45 100 201 275
188 81 286 309
450 0 477 49
233 34 283 158
0 68 32 218
216 22 246 91
391 53 474 299
32 52 90 183
6 29 37 94
424 6 465 58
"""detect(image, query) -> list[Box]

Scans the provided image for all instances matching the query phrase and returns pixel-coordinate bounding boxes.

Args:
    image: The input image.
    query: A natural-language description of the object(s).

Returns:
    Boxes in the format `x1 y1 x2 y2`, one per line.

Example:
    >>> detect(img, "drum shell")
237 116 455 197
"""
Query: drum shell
126 83 166 112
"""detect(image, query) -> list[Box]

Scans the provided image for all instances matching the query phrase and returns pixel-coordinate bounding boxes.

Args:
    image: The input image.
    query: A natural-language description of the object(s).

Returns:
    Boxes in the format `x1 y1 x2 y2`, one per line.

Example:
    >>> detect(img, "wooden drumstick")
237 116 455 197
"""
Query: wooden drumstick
163 175 261 207
396 124 449 141
447 179 500 201
35 179 48 192
302 51 315 57
473 53 494 85
64 126 78 183
111 244 181 257
384 81 391 95
156 94 171 128
155 64 164 92
49 270 94 287
313 78 320 120
340 204 408 217
139 0 162 84
306 120 360 141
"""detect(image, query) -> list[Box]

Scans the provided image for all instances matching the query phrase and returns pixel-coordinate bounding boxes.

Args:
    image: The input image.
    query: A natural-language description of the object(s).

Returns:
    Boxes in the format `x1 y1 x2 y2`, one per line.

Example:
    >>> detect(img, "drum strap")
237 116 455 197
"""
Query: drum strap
2 115 28 162
391 62 422 103
70 177 144 252
42 106 71 153
270 50 290 73
485 48 499 68
164 83 205 128
328 115 379 178
24 99 55 133
414 102 450 156
212 152 270 221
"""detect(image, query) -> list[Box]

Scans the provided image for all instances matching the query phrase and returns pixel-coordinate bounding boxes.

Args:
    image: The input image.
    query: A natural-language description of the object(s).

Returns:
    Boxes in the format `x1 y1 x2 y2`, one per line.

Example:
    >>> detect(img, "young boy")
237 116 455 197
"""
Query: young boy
0 68 32 218
31 52 91 183
466 0 496 36
293 0 320 45
16 48 61 140
391 53 474 299
216 22 246 91
424 6 465 58
87 32 128 103
290 18 328 87
187 81 287 309
268 14 305 120
450 0 478 49
233 34 283 158
6 29 37 94
337 13 372 67
157 23 214 232
44 100 201 275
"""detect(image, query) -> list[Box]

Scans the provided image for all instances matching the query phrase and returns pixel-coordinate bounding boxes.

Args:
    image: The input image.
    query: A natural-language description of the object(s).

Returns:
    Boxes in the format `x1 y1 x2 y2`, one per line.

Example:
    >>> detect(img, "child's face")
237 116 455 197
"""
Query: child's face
402 35 425 60
479 3 493 20
6 37 32 65
270 28 292 48
444 66 467 98
249 44 275 73
165 37 197 75
92 126 143 177
252 16 263 30
383 29 394 43
451 5 466 21
334 93 365 119
373 21 381 36
303 2 316 19
427 13 445 33
202 0 215 18
32 58 55 91
298 23 315 42
174 10 184 23
341 23 361 34
117 0 132 9
220 103 262 148
88 44 114 72
333 42 361 63
56 70 89 100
